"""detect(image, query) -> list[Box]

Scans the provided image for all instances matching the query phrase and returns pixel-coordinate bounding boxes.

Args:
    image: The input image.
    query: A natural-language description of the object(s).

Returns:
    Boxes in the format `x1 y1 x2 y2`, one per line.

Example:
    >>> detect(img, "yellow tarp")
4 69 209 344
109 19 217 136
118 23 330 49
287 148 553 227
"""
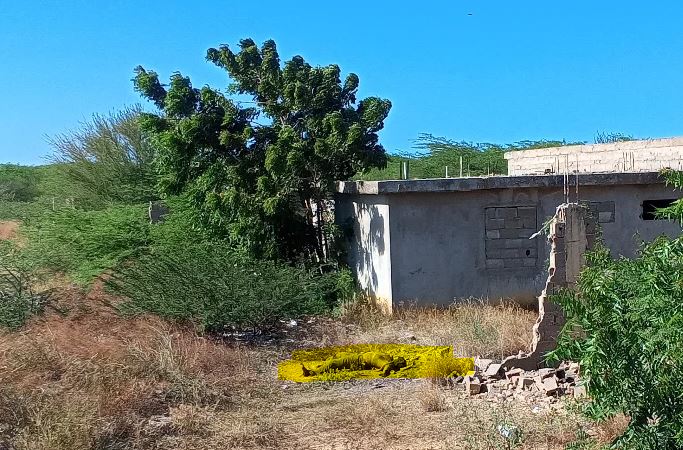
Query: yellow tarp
278 343 474 382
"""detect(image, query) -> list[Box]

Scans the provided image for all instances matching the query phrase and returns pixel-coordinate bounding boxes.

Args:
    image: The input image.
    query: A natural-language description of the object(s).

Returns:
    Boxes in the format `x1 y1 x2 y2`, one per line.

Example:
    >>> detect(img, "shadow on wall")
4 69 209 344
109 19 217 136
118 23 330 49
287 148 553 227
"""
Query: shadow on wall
350 201 386 301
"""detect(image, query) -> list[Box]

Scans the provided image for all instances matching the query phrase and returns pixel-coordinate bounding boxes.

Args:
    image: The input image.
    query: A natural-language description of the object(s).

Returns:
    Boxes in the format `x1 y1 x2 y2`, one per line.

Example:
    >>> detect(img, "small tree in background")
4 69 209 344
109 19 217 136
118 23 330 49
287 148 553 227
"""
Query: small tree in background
133 38 391 263
49 105 157 207
594 131 634 144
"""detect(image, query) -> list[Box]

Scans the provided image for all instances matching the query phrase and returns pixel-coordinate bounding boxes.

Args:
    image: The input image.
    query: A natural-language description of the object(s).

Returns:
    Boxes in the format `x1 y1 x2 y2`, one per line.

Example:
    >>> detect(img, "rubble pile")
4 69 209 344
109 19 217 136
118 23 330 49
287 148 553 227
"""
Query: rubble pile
454 358 585 404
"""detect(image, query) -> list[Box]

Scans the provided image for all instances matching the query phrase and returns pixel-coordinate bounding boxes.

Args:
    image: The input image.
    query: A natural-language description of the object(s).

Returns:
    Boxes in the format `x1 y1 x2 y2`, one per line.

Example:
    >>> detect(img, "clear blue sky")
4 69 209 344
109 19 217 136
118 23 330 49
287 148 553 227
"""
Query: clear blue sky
2 1 683 165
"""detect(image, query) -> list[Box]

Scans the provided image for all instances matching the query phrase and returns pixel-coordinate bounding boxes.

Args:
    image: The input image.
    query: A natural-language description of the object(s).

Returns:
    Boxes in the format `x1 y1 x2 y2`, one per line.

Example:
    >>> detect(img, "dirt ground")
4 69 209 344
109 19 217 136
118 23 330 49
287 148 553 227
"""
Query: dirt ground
0 282 626 450
0 221 19 241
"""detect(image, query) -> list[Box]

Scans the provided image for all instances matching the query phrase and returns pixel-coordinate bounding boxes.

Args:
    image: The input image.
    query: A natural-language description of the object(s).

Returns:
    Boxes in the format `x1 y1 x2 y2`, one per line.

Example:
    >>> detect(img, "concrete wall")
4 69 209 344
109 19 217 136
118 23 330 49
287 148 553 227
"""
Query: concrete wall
505 137 683 176
336 174 682 309
335 194 393 311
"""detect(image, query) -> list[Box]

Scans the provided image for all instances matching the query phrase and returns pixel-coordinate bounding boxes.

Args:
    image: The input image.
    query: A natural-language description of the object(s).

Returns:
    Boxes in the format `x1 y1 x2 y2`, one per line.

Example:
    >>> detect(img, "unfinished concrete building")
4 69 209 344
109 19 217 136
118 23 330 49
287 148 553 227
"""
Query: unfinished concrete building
335 138 683 312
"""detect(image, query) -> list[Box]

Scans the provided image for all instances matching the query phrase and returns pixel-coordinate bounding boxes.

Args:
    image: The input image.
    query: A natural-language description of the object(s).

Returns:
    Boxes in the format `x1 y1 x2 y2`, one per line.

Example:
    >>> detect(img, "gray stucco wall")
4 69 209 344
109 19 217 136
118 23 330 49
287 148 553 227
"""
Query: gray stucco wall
336 173 682 308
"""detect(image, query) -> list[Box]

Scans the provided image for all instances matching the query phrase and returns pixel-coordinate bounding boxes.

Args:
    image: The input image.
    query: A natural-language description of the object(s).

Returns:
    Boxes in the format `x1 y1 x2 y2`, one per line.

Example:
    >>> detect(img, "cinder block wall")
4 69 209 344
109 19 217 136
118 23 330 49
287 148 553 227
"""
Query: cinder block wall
505 137 683 175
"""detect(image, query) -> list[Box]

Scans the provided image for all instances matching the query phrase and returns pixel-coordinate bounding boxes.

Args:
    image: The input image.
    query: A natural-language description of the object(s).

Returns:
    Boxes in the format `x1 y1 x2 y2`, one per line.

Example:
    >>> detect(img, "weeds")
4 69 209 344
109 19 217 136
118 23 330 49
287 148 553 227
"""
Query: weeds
421 354 474 385
337 297 535 358
420 385 449 412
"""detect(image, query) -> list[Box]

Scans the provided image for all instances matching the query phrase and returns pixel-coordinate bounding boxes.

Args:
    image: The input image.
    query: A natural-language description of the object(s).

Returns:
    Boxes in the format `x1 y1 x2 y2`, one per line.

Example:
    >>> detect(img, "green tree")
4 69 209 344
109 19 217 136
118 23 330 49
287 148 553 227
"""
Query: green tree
49 105 157 207
133 38 391 262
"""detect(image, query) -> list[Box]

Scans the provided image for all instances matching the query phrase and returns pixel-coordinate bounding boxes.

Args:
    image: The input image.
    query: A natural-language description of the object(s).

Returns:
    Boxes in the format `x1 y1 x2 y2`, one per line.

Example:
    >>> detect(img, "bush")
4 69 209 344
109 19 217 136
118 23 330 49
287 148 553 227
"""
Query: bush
551 238 683 449
0 164 40 202
0 244 48 329
106 242 334 332
19 204 150 284
48 106 157 207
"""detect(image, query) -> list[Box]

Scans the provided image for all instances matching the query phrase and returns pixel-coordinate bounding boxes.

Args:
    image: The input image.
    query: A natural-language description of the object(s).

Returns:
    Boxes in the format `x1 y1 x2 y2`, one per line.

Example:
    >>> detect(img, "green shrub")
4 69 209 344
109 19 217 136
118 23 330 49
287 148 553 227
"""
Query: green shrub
0 244 48 329
0 201 42 222
0 164 40 202
48 106 157 207
551 238 683 449
19 204 150 284
106 242 335 332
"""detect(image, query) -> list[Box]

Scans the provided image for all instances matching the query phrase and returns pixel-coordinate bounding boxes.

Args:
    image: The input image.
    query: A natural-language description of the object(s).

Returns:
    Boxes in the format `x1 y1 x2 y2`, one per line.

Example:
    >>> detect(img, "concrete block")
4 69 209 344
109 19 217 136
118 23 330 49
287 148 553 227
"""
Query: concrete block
504 258 526 268
516 376 535 392
498 229 523 239
465 376 482 395
502 249 525 259
523 258 537 267
484 363 504 378
485 248 506 259
486 259 505 269
487 218 505 229
524 247 537 258
506 218 524 229
485 240 507 251
504 239 525 249
502 208 518 219
542 376 559 395
505 368 523 379
486 230 500 239
538 368 555 379
517 229 535 238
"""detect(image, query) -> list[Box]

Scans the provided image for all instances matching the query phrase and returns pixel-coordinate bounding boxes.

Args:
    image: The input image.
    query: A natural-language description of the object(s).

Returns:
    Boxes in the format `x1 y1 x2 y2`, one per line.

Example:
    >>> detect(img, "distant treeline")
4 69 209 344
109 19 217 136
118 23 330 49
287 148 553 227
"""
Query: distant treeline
357 132 634 181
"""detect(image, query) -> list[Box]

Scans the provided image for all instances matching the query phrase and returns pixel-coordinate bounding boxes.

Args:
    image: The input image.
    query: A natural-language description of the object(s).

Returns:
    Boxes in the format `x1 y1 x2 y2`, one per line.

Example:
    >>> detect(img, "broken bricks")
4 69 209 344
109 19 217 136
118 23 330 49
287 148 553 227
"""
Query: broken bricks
467 361 580 401
484 363 504 379
535 375 559 395
516 376 535 392
464 376 482 395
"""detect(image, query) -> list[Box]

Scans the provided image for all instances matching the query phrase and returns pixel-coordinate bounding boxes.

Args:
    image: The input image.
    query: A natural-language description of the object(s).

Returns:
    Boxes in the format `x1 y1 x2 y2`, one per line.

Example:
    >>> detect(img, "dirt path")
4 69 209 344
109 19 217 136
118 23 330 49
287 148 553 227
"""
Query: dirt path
0 220 18 241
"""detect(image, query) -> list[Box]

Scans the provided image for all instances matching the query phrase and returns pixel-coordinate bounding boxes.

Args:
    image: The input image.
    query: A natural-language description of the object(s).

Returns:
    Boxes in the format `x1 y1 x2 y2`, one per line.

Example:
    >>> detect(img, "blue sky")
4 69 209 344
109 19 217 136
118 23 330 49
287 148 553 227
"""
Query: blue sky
2 1 683 165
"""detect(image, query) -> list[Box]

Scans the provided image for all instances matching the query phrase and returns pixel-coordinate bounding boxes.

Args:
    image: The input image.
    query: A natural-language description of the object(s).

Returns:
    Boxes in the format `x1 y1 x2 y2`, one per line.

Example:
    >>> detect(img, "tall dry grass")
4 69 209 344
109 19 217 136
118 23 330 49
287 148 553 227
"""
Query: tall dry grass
338 297 536 359
0 303 254 450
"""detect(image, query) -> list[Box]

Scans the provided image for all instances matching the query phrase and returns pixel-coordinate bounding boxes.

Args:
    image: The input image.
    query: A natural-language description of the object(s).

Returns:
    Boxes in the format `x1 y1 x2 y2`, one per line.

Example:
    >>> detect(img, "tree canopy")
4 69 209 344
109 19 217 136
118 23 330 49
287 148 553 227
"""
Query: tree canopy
133 38 391 262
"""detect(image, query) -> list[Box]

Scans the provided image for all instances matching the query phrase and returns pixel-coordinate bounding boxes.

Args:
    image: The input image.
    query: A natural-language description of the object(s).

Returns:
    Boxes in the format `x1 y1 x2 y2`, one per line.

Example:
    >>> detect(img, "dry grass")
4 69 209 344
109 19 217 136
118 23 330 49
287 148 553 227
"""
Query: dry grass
593 413 630 446
0 284 609 450
421 354 474 386
420 385 449 412
337 297 536 359
0 284 257 449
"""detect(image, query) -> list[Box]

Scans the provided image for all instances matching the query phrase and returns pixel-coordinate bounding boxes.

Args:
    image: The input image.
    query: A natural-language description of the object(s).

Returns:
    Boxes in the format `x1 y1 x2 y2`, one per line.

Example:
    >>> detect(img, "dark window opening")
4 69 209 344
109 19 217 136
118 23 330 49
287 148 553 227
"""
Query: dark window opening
642 199 677 220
